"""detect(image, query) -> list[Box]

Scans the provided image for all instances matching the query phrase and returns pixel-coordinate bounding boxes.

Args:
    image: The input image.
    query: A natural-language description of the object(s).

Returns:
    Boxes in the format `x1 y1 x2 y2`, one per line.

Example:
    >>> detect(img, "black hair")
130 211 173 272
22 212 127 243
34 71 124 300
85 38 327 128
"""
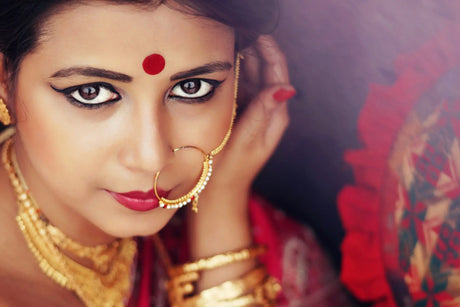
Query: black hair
0 0 278 80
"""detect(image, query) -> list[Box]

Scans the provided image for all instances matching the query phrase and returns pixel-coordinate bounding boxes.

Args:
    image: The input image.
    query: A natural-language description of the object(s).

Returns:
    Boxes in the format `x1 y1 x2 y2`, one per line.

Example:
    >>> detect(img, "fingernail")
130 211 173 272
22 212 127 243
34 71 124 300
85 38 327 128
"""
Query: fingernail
273 89 296 102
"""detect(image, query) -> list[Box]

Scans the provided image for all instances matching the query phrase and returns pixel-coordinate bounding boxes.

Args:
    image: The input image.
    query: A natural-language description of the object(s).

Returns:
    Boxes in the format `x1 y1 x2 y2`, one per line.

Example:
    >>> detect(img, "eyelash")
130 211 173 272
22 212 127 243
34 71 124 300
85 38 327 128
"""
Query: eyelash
168 78 224 103
50 78 224 109
50 82 121 109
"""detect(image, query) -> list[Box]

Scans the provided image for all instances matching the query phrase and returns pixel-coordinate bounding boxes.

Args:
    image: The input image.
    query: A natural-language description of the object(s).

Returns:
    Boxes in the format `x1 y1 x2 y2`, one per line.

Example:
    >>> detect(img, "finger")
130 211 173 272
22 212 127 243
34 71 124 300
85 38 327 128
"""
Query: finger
257 35 290 85
263 102 289 151
240 46 261 86
237 47 261 108
213 85 294 187
232 85 295 151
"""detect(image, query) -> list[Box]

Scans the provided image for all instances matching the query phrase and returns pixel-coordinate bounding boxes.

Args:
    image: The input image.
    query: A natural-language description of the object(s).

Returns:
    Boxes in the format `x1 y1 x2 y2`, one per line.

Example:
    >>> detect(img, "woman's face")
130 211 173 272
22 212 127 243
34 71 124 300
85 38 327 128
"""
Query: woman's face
9 2 236 242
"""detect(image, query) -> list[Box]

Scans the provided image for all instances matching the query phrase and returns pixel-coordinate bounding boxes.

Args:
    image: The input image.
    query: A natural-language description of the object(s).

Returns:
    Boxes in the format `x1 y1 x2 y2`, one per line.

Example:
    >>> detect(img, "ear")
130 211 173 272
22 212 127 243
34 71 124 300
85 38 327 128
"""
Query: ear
0 53 10 103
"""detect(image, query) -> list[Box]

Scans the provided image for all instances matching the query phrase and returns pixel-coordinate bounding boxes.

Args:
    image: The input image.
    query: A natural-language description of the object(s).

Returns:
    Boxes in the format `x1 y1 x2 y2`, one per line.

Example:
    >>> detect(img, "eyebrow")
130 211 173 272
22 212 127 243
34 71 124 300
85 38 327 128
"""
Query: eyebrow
170 61 232 81
49 61 233 82
50 67 133 82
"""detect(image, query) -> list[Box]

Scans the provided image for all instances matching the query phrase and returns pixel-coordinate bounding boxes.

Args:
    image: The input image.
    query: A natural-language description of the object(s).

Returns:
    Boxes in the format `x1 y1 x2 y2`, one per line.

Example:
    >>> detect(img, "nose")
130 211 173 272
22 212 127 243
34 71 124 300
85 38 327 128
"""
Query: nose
119 103 172 174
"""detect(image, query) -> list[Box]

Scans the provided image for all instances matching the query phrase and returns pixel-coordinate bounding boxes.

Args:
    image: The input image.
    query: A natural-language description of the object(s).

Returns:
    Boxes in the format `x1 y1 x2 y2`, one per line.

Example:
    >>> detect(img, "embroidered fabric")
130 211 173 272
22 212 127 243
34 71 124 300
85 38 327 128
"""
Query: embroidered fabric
339 22 460 306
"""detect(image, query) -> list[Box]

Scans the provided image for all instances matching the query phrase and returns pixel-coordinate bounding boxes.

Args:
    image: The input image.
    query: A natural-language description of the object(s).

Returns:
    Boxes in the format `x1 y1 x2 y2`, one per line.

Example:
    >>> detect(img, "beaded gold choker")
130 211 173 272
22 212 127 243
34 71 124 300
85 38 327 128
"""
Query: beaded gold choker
1 138 137 306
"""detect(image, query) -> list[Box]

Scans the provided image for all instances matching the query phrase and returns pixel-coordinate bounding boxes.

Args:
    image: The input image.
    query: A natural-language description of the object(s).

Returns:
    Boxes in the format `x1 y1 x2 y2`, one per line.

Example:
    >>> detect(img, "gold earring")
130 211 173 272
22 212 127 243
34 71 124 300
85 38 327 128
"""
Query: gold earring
153 53 243 213
0 98 11 126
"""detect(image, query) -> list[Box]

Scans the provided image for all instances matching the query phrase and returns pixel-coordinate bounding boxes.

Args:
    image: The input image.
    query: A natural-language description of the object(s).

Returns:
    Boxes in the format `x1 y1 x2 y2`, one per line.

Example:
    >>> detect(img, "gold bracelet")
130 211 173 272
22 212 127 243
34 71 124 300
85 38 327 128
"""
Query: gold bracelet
179 267 267 305
177 268 282 307
169 245 267 277
152 236 280 306
207 276 282 307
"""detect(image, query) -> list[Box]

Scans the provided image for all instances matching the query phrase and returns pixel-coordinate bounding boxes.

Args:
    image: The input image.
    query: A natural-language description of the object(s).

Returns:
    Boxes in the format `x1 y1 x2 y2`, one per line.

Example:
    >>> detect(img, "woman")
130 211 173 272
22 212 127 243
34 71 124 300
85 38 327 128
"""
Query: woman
0 1 348 306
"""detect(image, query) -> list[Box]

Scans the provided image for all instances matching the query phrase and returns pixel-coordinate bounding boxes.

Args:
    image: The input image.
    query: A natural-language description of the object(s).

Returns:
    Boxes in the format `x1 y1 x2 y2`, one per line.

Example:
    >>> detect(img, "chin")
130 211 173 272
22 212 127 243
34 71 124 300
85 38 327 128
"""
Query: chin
97 211 176 239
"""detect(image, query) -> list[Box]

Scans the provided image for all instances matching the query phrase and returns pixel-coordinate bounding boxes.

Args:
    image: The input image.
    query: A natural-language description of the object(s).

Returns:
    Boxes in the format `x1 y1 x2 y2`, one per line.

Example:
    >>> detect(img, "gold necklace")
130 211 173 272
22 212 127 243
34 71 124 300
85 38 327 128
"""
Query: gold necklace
2 138 137 306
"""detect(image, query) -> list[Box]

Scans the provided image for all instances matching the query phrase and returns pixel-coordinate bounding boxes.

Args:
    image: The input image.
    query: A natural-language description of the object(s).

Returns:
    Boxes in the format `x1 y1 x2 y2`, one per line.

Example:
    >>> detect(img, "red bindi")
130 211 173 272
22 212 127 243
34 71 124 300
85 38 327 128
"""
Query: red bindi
142 54 166 75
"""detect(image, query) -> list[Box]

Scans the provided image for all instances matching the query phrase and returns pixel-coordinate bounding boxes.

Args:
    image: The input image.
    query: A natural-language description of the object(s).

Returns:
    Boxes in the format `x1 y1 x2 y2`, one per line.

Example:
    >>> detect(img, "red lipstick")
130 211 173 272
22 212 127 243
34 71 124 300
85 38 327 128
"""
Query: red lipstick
108 188 169 212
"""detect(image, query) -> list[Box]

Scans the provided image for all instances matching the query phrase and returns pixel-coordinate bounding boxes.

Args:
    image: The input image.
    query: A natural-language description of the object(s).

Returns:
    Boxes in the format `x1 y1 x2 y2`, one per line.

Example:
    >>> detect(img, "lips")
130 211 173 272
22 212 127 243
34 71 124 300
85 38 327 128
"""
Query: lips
108 188 169 212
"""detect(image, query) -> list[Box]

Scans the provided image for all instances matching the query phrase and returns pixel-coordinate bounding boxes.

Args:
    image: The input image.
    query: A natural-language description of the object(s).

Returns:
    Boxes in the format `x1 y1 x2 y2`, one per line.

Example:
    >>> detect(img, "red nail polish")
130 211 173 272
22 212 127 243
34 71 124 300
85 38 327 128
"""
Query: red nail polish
273 89 296 102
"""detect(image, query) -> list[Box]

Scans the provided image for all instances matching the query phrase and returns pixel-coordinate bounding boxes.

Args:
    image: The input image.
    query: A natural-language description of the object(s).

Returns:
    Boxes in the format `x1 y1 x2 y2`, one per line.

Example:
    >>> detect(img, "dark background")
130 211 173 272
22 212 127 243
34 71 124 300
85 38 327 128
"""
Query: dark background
253 1 458 303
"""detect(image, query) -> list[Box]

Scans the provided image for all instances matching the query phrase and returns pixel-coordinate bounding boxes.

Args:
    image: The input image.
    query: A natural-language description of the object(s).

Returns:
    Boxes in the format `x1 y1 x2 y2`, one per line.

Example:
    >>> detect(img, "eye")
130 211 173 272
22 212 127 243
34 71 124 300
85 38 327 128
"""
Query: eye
51 82 121 108
169 78 223 102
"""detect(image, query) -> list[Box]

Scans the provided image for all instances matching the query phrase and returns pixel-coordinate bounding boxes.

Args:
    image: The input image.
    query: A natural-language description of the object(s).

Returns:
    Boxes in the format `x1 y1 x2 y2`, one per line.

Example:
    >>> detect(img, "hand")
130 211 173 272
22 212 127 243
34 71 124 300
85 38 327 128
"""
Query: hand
209 35 295 195
186 36 295 288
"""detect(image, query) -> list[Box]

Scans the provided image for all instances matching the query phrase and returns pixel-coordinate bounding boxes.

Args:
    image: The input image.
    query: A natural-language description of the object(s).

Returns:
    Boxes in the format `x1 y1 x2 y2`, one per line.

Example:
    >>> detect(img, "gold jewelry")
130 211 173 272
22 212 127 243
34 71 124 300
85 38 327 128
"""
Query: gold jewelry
152 235 281 307
181 268 282 307
0 98 12 126
166 245 270 306
178 267 267 306
47 224 122 273
168 266 281 307
154 146 212 212
153 53 242 212
2 139 137 306
169 245 267 277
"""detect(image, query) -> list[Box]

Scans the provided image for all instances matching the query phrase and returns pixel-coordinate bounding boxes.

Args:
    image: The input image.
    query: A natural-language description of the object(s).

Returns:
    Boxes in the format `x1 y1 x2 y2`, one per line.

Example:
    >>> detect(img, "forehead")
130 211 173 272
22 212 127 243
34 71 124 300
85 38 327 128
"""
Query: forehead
32 3 235 75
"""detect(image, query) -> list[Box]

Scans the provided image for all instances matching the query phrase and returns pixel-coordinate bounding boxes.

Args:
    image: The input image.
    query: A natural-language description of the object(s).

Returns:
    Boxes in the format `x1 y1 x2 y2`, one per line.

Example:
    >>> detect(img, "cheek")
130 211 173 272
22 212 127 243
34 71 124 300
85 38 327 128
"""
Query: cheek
169 86 235 152
14 90 108 191
16 98 69 166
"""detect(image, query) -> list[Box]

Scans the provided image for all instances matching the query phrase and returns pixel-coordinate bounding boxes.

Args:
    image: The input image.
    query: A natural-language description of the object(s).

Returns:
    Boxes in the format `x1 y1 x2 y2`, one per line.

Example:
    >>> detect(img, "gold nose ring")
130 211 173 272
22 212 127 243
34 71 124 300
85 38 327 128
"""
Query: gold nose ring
153 146 212 213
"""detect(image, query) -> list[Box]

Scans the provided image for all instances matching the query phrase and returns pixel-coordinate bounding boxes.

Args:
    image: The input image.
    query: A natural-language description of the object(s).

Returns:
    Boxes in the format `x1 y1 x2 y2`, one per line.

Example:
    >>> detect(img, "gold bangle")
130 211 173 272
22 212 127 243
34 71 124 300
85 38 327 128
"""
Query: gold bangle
205 276 282 307
152 236 279 307
169 245 267 277
174 268 282 307
179 267 267 306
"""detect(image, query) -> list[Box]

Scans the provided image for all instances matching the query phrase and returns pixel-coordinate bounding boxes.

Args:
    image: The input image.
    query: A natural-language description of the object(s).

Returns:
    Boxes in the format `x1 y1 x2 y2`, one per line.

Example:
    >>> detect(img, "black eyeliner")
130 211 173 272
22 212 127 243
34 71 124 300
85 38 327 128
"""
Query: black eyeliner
168 78 224 104
50 82 121 109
